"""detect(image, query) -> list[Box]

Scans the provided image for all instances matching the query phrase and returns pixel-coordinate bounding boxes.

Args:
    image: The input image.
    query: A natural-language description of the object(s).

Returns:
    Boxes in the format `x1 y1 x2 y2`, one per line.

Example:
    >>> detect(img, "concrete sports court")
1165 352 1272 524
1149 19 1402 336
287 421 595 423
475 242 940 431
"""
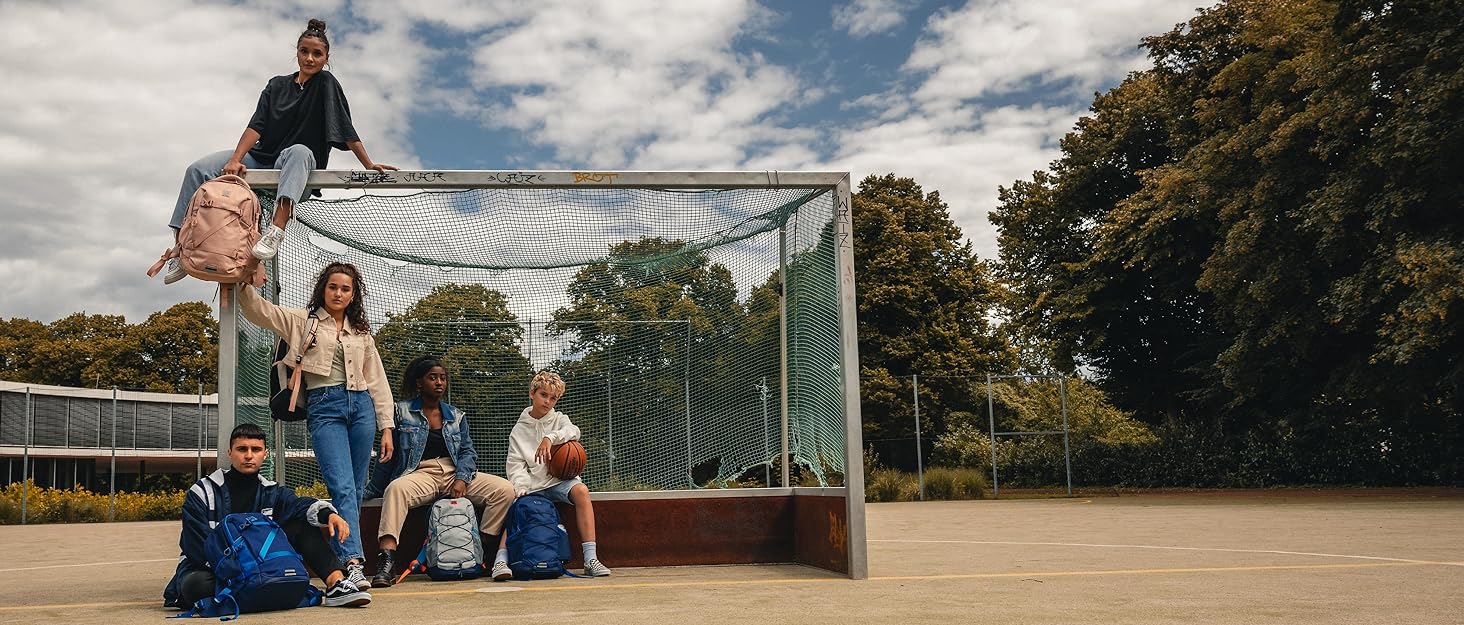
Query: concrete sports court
2 490 1459 624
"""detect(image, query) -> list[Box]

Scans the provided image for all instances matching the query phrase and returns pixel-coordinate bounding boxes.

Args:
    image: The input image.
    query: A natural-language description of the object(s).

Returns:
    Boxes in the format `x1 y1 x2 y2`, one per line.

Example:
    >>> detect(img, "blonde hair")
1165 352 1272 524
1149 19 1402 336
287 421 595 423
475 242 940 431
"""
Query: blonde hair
531 370 565 395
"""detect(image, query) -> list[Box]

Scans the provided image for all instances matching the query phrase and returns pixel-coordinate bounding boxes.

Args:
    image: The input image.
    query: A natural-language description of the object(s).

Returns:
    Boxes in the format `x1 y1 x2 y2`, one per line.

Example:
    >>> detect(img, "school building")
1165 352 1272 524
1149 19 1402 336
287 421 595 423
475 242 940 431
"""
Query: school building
0 381 219 491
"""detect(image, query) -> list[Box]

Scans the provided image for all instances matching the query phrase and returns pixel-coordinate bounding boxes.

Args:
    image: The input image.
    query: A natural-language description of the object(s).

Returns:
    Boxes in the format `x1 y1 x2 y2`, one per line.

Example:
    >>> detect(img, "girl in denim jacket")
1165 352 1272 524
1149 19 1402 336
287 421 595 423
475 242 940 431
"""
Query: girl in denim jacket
237 261 393 590
362 355 516 587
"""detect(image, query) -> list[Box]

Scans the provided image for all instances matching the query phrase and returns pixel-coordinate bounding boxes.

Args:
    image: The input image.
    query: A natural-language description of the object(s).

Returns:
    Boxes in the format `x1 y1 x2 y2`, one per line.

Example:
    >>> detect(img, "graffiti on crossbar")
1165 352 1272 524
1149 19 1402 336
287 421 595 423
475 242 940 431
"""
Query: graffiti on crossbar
573 172 619 184
338 171 398 184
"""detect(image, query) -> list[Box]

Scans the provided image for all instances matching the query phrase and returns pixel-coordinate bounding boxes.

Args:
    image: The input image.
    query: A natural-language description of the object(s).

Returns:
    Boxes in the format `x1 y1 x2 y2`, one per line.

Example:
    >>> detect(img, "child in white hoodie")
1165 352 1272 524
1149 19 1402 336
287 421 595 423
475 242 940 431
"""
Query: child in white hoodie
491 371 612 580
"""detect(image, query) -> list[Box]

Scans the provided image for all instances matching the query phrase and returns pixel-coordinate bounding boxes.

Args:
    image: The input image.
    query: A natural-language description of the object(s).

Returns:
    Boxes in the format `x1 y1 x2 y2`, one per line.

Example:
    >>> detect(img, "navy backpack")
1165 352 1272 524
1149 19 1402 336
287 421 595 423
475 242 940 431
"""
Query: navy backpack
175 512 321 620
505 494 572 580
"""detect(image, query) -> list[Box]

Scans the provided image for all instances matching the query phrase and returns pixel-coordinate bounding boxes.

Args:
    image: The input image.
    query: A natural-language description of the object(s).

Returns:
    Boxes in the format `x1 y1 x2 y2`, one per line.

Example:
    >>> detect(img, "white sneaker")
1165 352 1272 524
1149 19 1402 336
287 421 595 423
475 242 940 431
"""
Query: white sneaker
491 561 513 581
162 256 187 284
346 561 371 590
251 225 286 260
583 558 611 577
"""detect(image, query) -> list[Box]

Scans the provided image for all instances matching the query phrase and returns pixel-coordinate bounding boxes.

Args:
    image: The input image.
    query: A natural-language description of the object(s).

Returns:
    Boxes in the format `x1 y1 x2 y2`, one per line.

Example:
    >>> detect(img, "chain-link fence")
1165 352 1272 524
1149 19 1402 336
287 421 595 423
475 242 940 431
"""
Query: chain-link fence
0 383 217 523
876 374 1074 499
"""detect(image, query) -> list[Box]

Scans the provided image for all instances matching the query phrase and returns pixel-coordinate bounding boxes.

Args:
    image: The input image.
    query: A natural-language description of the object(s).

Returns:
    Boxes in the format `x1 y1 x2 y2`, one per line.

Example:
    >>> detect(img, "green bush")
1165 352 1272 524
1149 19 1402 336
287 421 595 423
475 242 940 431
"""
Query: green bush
293 482 331 499
920 467 987 500
0 481 184 524
865 468 919 502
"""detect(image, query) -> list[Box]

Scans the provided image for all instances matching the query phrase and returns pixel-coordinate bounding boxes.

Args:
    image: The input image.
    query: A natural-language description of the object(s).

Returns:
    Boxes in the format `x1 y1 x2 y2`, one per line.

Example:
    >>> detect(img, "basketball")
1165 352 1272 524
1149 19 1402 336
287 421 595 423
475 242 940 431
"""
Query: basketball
548 440 586 480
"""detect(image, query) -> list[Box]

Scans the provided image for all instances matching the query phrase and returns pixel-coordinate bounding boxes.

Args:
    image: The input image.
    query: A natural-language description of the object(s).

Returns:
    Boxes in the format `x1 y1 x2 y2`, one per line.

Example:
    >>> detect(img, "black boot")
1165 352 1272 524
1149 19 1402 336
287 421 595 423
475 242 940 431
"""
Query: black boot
371 549 395 588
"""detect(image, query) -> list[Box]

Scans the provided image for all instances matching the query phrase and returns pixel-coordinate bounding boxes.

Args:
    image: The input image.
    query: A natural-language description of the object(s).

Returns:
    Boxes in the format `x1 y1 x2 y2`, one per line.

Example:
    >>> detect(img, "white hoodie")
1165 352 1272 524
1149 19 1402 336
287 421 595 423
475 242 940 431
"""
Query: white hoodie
505 406 582 493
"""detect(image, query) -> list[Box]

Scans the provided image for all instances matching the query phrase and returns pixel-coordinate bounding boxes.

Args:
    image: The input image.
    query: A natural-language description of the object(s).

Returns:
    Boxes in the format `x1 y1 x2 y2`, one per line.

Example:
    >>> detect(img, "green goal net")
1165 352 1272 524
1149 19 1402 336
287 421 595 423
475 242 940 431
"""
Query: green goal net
231 174 854 491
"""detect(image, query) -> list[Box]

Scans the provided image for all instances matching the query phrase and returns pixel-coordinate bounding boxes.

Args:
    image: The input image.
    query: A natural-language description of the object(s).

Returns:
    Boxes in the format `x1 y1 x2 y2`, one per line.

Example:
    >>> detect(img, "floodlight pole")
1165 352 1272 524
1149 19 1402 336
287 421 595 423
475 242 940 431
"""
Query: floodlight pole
1059 376 1073 496
109 387 118 521
778 225 790 488
987 374 999 498
684 322 693 488
197 383 205 479
21 387 31 524
913 374 924 500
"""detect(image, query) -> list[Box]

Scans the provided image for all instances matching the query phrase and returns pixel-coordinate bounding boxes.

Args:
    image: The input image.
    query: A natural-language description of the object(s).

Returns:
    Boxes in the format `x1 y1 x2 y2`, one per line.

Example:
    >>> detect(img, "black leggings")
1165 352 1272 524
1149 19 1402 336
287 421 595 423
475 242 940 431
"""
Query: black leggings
178 517 343 606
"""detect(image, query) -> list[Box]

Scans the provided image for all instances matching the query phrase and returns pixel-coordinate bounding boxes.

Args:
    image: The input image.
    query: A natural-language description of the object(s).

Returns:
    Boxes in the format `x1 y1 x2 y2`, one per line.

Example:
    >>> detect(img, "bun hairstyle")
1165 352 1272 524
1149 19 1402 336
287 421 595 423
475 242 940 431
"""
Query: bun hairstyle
299 18 330 51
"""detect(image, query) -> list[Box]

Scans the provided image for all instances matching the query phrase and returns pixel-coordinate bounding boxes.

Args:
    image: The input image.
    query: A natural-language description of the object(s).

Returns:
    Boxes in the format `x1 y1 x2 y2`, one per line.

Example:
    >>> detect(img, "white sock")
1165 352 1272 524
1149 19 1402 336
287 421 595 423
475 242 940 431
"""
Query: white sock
582 541 597 562
495 548 508 565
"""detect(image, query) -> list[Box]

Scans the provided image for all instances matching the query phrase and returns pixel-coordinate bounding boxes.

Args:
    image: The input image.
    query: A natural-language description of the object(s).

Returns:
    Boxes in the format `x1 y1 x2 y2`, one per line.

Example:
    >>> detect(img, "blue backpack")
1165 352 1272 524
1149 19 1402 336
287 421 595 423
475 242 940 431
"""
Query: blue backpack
175 512 321 620
505 494 571 580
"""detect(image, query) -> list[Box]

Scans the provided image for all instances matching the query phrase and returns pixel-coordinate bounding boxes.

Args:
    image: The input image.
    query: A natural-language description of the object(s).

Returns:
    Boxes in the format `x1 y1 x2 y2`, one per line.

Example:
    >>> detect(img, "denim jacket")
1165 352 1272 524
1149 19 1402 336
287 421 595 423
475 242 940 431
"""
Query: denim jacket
363 398 479 499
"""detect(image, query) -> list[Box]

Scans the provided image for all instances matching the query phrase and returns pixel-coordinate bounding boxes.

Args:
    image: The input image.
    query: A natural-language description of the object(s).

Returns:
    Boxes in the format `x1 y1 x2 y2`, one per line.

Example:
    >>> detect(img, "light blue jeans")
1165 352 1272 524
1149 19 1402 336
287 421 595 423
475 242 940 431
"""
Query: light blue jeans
305 384 378 563
533 477 583 505
168 144 315 230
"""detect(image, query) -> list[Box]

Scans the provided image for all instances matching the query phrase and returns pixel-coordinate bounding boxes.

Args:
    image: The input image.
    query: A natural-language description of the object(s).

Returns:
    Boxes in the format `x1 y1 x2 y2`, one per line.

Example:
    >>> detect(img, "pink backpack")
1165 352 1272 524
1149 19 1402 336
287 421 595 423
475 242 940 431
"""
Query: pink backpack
149 175 264 284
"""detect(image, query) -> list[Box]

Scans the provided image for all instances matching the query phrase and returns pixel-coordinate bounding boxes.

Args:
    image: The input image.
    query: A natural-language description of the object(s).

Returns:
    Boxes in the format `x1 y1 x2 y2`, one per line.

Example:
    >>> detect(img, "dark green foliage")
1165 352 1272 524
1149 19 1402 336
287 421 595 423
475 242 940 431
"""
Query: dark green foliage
0 303 218 393
854 174 1016 470
992 0 1464 484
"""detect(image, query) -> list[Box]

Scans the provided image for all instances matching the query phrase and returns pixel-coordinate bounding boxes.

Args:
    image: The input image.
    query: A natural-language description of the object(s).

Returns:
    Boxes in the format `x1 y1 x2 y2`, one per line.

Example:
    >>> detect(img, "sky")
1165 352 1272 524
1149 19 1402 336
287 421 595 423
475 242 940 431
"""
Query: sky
0 0 1206 323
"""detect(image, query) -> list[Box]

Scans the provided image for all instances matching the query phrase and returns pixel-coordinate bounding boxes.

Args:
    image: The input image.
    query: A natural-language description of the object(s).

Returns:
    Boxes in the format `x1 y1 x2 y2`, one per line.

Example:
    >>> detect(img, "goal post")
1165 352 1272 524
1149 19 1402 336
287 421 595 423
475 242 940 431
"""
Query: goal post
216 169 866 578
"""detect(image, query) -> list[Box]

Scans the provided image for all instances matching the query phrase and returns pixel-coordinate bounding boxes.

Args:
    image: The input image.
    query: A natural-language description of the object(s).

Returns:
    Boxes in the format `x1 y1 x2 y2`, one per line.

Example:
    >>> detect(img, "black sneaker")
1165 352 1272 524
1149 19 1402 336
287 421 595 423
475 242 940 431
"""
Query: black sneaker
323 579 371 607
372 550 395 588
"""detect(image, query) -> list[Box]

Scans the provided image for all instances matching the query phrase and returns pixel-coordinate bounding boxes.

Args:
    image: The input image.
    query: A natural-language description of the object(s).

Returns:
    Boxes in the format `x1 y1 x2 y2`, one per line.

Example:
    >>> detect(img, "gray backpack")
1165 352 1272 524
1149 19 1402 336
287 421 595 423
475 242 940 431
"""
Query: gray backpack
422 497 485 580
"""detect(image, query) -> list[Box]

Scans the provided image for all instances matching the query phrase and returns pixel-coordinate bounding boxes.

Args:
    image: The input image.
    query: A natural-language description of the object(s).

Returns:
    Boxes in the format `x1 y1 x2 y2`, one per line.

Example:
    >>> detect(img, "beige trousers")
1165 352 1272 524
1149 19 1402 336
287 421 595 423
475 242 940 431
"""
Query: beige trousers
378 457 515 540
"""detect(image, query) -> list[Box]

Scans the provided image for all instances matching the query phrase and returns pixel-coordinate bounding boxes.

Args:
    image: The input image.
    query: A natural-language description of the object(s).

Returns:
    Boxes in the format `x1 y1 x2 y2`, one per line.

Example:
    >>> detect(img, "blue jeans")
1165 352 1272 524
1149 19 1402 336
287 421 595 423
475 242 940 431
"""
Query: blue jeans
305 384 377 563
169 144 315 230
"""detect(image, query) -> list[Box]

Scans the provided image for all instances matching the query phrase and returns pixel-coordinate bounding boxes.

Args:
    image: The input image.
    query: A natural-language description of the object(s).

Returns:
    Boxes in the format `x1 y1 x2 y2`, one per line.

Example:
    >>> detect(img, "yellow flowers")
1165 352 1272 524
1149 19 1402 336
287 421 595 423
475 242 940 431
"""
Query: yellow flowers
0 481 185 524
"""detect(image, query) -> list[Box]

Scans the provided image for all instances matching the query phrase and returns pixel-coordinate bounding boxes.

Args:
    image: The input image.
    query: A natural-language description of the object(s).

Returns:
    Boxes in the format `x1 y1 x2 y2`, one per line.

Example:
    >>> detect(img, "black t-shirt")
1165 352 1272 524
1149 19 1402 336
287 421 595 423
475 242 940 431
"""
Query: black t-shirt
246 71 360 170
422 428 450 461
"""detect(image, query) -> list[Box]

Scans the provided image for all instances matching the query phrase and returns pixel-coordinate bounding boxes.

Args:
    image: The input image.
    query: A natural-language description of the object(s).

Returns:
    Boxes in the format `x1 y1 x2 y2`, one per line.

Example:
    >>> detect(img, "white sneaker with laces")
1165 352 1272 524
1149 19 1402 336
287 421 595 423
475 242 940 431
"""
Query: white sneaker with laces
583 559 612 577
346 562 371 590
162 256 187 284
251 225 287 260
322 578 371 607
491 561 512 582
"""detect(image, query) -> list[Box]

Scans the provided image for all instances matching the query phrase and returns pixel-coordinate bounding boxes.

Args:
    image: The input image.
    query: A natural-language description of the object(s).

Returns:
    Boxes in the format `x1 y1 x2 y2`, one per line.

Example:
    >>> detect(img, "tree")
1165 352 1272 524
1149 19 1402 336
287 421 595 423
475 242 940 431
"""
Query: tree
853 174 1015 470
991 0 1462 483
0 304 218 393
374 283 533 434
551 237 760 488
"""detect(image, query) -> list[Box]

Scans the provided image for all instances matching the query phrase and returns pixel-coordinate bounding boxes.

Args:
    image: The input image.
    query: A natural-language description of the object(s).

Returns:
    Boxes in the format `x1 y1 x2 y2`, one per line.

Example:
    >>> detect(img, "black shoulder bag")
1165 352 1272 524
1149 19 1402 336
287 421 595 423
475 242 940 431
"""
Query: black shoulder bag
269 310 321 422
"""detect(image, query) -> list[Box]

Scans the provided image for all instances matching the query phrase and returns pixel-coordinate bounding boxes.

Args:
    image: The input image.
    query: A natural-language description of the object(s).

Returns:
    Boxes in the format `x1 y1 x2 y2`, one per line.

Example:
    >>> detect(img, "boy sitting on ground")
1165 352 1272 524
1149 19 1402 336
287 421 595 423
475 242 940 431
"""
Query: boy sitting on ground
163 424 372 609
492 371 612 580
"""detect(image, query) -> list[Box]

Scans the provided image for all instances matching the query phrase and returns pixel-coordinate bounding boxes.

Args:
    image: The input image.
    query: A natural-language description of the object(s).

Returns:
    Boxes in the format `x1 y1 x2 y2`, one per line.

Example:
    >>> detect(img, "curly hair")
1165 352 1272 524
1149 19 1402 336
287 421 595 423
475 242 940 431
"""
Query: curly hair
308 262 370 332
400 355 446 399
531 370 565 395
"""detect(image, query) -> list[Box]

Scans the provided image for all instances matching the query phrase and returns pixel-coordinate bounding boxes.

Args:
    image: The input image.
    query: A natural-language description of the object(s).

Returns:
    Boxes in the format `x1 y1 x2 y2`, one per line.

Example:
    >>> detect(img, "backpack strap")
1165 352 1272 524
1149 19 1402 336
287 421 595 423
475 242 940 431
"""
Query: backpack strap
145 247 178 278
394 539 432 585
285 311 321 412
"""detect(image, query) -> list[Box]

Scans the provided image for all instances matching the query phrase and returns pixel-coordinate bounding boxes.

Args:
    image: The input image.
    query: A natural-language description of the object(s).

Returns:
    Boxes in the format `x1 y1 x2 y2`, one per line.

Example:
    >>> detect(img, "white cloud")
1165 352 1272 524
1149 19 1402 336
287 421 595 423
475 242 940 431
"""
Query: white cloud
452 0 804 170
833 0 919 37
830 104 1078 259
825 0 1201 259
906 0 1198 105
0 1 426 322
0 0 1207 324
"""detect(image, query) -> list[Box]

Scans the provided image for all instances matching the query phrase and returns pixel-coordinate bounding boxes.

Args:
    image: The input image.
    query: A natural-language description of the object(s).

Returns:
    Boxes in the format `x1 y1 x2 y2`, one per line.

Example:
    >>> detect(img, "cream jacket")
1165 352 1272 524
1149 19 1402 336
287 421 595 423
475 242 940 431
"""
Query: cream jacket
504 407 581 493
238 285 394 431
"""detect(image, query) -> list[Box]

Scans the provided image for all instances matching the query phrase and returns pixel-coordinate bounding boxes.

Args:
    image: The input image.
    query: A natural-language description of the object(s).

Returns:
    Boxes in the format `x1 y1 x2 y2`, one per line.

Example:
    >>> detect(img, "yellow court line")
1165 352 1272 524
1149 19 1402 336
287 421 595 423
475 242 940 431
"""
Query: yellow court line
4 560 1460 612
